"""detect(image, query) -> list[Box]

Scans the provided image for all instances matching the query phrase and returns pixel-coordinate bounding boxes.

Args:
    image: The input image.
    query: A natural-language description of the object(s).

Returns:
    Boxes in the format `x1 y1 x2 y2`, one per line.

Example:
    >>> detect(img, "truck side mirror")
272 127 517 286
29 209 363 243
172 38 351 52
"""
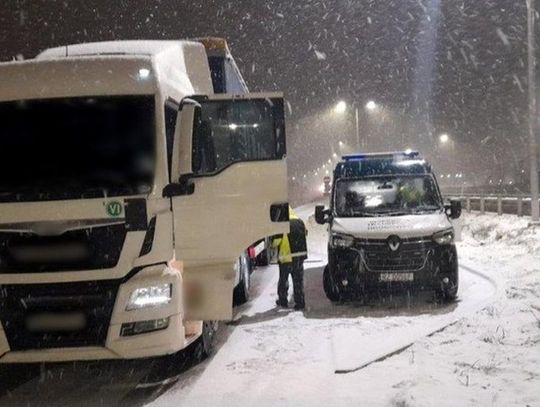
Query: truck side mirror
315 205 330 224
171 98 201 180
445 199 462 219
163 99 201 198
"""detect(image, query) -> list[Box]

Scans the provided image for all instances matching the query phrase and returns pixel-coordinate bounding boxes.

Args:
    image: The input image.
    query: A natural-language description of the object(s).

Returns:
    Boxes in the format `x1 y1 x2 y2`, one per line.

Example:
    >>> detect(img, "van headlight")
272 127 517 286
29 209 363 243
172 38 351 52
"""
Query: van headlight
126 283 172 311
331 233 355 248
433 229 454 245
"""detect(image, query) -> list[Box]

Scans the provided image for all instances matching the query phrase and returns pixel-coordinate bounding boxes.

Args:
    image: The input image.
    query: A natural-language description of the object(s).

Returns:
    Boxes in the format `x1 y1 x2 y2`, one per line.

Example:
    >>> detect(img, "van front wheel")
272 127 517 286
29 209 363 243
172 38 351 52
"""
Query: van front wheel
437 270 459 303
323 265 340 302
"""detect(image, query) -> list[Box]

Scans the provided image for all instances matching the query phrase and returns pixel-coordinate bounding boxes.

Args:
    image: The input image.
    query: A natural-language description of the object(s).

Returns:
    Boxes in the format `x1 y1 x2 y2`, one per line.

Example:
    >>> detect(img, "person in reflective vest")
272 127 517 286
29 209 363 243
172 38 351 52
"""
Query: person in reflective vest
273 209 308 310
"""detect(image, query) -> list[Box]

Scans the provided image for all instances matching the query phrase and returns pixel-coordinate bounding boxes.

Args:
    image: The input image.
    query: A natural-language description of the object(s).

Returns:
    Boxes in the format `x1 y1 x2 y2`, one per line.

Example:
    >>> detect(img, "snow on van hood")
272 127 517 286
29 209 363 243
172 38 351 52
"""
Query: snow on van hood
332 212 452 239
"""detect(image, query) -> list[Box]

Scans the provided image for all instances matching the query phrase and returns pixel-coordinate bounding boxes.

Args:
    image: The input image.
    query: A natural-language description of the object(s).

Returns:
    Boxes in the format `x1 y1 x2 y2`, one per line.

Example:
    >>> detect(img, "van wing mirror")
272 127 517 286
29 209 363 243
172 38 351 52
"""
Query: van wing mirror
445 199 462 219
315 205 330 224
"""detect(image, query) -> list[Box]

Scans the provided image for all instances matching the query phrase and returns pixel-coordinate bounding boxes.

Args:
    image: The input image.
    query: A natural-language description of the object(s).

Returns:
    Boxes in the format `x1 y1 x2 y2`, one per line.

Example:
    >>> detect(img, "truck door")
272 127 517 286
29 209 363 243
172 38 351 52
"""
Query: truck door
166 93 289 320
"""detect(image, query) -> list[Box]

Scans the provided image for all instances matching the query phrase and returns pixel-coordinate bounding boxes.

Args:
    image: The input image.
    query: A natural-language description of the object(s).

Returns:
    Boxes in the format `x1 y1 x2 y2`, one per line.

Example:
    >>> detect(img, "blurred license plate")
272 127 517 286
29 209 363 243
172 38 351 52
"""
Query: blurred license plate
379 273 414 282
26 312 86 332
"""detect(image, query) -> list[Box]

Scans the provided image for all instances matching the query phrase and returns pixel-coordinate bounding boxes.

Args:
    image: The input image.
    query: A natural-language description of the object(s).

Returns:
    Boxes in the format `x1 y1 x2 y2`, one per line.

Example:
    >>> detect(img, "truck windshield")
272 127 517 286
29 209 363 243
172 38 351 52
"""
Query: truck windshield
0 96 155 202
334 175 443 217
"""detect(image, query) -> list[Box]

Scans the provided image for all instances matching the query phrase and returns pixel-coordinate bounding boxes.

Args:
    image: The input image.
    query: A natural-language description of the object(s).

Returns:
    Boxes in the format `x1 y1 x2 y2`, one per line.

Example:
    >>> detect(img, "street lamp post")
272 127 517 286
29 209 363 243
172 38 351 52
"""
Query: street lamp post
355 106 360 150
527 0 539 222
334 100 379 152
334 101 362 151
439 133 455 152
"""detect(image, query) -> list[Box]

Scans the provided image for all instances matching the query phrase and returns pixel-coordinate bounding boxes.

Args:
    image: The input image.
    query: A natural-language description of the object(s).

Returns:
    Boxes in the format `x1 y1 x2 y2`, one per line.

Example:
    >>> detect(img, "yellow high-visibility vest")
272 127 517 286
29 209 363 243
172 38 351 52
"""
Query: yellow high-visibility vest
272 234 293 264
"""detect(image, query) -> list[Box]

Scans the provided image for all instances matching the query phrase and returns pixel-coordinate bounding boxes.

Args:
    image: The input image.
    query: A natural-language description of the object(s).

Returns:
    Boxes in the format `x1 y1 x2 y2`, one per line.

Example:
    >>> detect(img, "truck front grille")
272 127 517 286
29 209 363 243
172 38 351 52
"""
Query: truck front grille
0 224 127 273
0 280 119 350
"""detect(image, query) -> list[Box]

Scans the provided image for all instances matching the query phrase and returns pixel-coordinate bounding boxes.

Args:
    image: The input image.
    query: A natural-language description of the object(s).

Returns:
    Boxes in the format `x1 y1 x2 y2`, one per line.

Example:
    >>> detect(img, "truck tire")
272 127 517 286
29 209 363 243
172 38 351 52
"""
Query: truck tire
233 254 251 305
196 320 218 360
323 265 340 302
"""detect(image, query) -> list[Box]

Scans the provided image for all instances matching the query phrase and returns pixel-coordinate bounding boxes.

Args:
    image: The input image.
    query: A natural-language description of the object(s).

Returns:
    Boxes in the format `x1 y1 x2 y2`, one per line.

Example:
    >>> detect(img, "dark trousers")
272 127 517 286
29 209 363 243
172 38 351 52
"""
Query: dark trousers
277 259 305 307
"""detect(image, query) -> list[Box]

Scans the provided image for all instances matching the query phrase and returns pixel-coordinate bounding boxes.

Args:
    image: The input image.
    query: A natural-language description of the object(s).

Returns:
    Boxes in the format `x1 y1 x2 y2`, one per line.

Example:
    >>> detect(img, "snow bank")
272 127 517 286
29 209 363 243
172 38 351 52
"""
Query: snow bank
462 212 540 255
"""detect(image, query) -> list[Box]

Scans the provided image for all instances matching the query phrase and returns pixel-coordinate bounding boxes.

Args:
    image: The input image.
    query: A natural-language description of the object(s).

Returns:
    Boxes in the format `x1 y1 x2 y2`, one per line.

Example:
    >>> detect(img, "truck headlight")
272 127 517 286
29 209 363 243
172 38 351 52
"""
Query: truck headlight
433 229 454 245
126 283 172 311
332 233 355 248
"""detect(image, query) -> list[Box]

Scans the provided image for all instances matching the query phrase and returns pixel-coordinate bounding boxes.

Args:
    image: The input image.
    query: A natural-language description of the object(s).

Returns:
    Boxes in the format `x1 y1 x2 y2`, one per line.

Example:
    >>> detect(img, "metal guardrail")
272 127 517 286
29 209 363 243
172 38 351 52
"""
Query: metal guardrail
443 193 537 217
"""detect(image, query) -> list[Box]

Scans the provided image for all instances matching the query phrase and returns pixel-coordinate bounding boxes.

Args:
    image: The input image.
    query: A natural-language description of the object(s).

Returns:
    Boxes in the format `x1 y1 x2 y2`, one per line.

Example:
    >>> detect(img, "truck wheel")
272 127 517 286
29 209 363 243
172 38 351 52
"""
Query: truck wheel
323 265 340 302
196 321 218 360
233 255 251 305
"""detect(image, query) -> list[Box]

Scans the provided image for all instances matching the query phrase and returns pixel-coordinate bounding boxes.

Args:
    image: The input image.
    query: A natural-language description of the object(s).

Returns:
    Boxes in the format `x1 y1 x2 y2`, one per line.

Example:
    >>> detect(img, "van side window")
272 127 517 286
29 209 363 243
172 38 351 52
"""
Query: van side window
164 101 178 179
192 98 285 175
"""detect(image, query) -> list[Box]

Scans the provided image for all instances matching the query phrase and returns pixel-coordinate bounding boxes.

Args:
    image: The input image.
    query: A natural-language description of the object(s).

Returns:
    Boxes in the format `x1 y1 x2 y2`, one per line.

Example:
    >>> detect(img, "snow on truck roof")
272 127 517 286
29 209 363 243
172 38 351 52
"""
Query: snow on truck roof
36 38 231 59
0 39 219 101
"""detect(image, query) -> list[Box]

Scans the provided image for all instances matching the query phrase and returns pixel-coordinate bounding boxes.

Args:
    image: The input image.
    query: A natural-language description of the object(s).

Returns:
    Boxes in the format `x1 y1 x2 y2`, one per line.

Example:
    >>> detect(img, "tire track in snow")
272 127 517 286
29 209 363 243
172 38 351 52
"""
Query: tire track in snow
333 263 500 374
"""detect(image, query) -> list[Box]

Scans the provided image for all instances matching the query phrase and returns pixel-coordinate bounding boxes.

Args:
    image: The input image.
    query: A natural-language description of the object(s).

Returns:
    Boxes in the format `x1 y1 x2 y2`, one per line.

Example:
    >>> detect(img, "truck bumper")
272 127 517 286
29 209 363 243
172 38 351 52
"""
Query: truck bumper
0 264 196 363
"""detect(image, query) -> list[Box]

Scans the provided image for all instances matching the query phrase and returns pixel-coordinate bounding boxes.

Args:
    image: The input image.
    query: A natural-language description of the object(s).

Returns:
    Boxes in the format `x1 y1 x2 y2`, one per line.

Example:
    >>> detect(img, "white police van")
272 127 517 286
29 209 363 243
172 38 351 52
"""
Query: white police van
315 151 461 302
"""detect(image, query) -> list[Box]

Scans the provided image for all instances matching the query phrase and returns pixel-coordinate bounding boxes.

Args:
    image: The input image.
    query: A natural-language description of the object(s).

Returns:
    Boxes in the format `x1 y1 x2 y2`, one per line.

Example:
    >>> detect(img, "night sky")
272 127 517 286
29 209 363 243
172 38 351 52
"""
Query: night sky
0 0 535 192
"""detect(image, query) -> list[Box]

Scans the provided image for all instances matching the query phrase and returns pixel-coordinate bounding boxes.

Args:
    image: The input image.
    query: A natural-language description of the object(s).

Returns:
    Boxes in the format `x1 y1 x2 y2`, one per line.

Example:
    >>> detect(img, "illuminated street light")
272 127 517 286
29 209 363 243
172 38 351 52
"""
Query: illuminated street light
439 133 449 143
334 101 347 114
366 100 377 111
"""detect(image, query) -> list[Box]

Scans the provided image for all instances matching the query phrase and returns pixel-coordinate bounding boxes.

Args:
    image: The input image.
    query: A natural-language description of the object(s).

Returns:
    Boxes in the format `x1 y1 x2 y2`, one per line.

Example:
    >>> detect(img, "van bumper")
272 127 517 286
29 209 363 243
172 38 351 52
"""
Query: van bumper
328 243 458 296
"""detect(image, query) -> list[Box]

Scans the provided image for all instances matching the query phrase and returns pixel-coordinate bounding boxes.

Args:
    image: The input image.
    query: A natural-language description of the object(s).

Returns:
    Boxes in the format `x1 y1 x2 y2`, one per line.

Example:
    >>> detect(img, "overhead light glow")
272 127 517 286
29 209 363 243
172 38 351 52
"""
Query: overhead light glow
439 133 449 143
138 68 151 79
366 100 377 110
334 101 347 114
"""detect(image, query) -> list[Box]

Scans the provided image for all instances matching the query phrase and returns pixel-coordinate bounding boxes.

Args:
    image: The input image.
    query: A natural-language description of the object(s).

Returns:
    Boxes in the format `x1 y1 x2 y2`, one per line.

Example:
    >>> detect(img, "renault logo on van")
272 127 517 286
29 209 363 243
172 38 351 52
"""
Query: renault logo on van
387 235 401 252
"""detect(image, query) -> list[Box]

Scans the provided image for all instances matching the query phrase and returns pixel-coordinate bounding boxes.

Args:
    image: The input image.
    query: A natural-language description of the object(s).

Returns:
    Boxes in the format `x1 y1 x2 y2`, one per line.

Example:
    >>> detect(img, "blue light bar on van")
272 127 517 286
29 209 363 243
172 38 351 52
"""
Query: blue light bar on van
342 151 419 161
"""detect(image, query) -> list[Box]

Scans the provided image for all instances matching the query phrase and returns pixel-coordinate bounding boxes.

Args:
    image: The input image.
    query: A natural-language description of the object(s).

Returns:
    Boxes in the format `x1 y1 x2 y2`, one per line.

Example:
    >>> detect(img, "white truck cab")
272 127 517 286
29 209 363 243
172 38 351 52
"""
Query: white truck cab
315 151 461 302
0 39 289 363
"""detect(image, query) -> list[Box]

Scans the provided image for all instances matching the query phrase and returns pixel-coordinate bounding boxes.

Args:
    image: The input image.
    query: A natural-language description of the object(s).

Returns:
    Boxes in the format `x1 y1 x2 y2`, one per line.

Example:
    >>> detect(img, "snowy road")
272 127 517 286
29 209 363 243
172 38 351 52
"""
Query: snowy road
2 206 531 407
148 205 500 407
148 262 496 407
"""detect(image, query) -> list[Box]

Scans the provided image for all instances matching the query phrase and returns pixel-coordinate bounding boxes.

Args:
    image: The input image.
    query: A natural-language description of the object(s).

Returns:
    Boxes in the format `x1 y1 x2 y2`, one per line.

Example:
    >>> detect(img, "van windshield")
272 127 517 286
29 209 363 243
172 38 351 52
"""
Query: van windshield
0 96 155 202
334 175 443 217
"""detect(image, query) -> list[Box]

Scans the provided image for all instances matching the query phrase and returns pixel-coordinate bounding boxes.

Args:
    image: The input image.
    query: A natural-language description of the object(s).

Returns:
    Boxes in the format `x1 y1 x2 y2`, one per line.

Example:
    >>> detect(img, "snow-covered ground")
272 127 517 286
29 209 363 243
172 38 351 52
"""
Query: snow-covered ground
1 209 538 406
149 208 540 407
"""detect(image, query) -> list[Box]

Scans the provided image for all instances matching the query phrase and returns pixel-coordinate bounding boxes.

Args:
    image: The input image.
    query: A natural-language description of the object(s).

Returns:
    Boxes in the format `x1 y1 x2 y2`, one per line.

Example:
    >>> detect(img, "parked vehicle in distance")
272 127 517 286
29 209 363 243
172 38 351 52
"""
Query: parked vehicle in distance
323 176 332 196
315 151 462 303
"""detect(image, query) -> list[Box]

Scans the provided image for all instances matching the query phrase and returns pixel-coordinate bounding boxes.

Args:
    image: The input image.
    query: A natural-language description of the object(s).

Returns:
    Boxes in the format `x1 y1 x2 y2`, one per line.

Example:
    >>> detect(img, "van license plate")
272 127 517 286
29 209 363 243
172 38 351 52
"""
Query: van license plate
379 273 414 282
